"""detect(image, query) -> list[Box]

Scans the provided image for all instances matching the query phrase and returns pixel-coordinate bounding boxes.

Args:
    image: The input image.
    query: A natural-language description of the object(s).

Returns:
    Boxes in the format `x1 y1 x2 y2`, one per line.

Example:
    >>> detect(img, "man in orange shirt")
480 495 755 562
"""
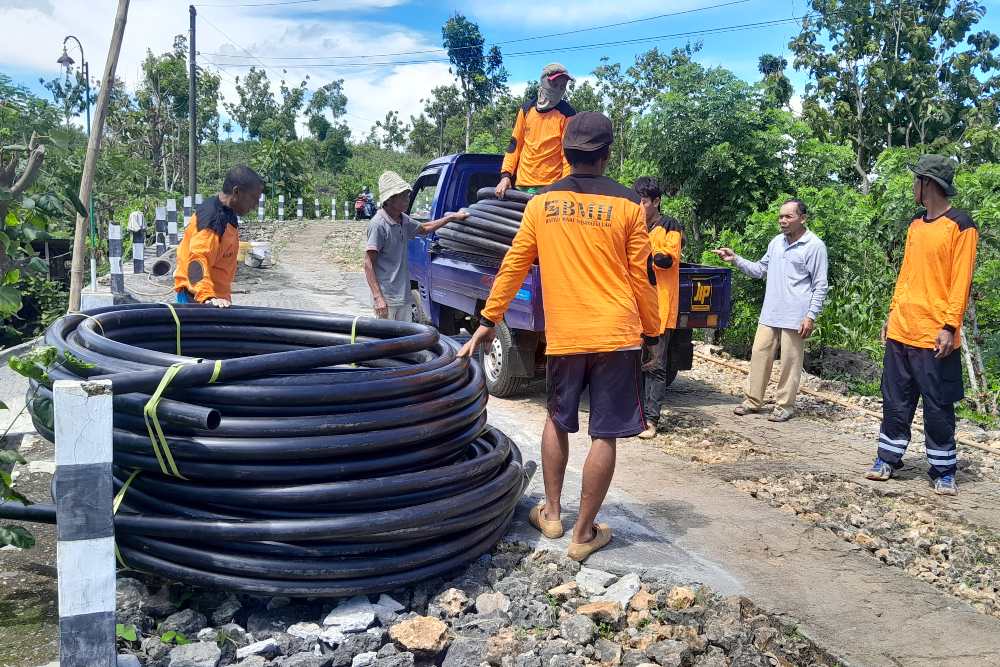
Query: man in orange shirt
460 112 660 561
633 177 685 439
495 63 575 199
866 155 978 496
174 165 264 307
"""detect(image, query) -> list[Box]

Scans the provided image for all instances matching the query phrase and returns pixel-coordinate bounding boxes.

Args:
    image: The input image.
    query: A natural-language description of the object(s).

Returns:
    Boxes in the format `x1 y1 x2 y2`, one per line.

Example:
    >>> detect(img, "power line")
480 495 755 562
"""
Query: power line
195 0 321 7
197 0 753 61
201 14 812 70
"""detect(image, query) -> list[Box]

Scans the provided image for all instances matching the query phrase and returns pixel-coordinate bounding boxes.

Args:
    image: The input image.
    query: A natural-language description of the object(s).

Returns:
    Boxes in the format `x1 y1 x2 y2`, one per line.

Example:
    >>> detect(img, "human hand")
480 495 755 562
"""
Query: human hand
712 247 736 263
457 325 497 358
373 294 389 319
934 328 955 359
205 298 231 308
495 176 512 199
447 211 470 222
798 317 815 339
880 319 889 344
641 341 663 372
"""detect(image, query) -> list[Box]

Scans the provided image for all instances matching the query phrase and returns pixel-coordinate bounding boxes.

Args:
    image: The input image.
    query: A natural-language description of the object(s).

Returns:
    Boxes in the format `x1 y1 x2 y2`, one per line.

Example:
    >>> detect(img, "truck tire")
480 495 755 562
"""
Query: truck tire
482 322 529 397
662 364 680 388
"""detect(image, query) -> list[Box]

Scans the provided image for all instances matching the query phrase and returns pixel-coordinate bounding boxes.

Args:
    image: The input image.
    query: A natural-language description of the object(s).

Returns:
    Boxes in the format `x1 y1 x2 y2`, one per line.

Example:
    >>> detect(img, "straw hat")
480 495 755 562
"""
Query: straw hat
378 171 411 206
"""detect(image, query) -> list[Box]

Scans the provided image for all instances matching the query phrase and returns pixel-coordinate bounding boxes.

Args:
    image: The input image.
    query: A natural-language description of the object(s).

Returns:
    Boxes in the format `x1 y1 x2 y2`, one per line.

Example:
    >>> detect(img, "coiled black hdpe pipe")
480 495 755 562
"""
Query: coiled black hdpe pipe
435 188 533 259
3 304 533 596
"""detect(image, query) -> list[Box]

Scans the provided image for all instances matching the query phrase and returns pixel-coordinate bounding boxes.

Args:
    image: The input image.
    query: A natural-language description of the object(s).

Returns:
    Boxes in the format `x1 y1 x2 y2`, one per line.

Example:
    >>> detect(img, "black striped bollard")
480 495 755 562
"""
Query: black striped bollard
53 378 116 666
108 221 123 295
166 199 177 246
128 211 145 274
331 198 336 220
258 193 265 222
315 198 320 219
183 196 192 234
344 200 349 220
155 206 166 256
195 194 203 208
297 197 303 220
278 195 285 221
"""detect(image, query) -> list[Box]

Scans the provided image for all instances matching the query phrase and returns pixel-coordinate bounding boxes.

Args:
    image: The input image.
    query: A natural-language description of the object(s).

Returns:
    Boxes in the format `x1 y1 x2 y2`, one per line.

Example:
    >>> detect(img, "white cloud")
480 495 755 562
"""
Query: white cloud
461 0 711 27
0 0 457 140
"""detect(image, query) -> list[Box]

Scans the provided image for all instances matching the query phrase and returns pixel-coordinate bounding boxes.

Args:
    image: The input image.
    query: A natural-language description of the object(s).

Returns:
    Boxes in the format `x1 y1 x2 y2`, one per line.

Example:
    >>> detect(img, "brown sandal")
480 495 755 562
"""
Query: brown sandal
567 523 612 562
528 502 564 539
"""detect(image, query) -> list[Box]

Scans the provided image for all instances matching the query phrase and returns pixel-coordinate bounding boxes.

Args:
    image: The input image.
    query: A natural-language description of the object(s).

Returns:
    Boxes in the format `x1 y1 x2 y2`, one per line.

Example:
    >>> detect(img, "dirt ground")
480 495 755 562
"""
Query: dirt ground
5 219 1000 666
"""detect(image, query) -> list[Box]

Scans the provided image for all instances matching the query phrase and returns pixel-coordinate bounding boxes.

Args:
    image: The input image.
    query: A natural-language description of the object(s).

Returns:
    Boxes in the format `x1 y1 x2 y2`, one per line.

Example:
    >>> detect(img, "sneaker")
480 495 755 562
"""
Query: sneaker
637 425 657 439
934 475 958 496
768 407 794 422
733 402 762 416
865 457 894 481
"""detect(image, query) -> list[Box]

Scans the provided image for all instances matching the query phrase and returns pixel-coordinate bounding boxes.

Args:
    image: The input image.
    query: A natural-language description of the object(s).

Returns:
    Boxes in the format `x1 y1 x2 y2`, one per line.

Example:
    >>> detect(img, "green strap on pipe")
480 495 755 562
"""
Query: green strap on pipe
142 364 187 480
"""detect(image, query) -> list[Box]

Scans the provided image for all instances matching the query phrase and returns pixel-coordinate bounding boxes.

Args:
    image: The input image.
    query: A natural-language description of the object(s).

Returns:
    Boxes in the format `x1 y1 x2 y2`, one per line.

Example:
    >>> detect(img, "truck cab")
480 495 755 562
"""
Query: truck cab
407 153 732 397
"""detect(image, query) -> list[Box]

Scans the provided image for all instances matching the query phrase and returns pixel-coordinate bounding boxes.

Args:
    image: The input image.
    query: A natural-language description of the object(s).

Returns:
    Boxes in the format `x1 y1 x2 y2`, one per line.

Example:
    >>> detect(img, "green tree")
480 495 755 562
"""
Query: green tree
306 79 348 141
39 70 91 127
418 85 464 155
442 13 509 151
790 0 1000 190
567 80 602 112
758 53 793 108
373 110 409 151
640 61 790 243
224 67 279 140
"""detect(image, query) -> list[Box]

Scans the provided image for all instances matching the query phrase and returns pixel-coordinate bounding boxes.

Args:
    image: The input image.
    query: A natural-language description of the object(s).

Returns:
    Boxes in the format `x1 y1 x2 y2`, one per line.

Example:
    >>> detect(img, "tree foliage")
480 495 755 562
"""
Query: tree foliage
442 13 509 150
790 0 1000 188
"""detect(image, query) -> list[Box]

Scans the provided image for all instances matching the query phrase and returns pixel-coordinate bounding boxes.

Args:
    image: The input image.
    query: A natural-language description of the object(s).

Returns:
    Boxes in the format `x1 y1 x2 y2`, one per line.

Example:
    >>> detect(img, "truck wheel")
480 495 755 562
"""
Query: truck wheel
662 365 679 388
483 322 528 397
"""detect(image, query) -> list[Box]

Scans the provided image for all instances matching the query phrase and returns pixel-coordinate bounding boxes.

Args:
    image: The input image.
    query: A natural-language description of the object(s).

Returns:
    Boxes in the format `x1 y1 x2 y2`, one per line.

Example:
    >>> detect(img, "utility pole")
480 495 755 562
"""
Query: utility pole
67 0 130 312
188 5 197 200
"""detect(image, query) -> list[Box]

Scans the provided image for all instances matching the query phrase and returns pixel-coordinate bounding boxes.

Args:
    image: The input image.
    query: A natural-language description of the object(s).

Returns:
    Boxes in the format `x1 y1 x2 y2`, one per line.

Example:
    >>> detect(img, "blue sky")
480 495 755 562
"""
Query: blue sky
3 0 1000 138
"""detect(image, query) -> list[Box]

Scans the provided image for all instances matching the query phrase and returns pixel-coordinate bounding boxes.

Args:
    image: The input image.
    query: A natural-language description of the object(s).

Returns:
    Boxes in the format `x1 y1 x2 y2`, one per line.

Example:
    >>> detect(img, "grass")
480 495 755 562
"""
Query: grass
957 403 1000 429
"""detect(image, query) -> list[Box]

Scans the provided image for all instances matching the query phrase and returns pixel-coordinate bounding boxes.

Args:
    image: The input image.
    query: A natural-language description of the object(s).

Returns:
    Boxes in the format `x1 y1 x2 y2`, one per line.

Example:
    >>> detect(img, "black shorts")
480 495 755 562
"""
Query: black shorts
546 349 645 439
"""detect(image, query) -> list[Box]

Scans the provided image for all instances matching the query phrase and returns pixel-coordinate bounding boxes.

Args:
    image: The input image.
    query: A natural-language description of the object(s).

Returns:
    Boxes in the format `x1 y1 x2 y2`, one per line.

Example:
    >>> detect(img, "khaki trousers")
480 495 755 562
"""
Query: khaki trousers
745 324 805 410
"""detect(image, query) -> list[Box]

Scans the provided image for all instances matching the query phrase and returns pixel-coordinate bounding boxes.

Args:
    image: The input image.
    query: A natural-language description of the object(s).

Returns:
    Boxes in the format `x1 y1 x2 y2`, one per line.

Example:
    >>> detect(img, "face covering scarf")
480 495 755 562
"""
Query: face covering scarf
537 74 568 111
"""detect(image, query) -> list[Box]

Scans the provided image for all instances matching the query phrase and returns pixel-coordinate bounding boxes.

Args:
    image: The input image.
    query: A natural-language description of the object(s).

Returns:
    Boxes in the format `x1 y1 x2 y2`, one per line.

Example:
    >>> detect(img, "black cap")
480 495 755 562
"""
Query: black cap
563 111 613 152
907 154 957 197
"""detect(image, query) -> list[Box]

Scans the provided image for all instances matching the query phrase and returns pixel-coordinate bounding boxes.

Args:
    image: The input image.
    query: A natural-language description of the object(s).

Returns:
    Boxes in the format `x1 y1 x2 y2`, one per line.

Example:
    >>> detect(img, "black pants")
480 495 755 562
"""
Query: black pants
642 331 673 425
878 339 964 479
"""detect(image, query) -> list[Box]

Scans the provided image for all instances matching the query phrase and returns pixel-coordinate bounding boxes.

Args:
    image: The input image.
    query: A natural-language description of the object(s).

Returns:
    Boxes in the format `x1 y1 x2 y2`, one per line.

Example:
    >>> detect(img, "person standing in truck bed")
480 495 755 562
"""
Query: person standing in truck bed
495 63 576 199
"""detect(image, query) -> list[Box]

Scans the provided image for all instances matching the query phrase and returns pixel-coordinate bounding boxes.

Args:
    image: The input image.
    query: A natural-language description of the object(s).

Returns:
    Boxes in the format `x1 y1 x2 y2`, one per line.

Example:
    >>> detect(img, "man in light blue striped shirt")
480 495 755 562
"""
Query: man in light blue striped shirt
714 199 829 421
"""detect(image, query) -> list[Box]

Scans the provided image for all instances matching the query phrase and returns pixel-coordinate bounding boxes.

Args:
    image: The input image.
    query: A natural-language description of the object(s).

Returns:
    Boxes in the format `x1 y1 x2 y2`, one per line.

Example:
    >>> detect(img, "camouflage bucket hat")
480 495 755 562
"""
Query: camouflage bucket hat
908 154 957 197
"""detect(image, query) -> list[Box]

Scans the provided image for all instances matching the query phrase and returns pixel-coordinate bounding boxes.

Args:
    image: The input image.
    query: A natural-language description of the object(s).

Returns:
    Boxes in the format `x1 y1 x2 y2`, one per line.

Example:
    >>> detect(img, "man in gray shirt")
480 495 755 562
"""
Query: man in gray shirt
714 199 829 421
364 170 467 320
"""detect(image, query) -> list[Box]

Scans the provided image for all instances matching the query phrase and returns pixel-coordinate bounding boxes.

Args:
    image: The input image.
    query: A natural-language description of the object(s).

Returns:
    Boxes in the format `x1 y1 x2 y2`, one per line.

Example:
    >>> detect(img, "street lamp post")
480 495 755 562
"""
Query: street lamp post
57 36 97 293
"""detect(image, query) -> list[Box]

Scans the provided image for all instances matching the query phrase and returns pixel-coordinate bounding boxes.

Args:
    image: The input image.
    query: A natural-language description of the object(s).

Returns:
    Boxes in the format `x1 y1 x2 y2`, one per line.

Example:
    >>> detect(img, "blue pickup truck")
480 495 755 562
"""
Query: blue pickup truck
406 153 732 397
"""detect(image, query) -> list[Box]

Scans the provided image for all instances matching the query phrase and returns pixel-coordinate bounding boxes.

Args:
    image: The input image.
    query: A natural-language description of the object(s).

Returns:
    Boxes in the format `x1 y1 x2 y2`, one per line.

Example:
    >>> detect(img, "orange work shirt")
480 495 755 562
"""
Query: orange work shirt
173 197 241 302
649 220 684 331
500 99 575 189
481 174 661 355
888 208 978 349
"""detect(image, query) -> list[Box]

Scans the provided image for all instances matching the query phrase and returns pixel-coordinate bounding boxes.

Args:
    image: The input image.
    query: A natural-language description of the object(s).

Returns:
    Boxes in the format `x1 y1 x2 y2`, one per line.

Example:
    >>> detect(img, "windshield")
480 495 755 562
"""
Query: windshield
408 171 440 222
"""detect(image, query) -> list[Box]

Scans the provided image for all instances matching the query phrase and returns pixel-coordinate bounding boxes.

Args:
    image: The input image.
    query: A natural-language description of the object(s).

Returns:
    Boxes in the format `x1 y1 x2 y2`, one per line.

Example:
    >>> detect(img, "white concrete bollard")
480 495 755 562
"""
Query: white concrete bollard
166 199 177 246
54 379 116 666
154 207 166 256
